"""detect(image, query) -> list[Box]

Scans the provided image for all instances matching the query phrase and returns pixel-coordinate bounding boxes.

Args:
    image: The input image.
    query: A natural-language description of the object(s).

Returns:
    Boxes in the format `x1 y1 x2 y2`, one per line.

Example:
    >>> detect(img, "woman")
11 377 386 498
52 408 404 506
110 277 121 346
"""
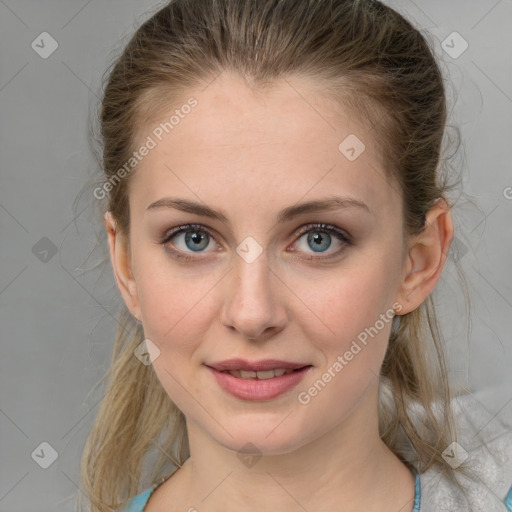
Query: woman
79 0 512 510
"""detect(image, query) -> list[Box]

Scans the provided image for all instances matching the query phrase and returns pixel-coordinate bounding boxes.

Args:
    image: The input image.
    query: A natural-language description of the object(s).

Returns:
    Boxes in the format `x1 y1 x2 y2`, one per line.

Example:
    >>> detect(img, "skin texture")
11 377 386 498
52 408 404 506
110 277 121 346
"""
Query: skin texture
105 71 453 511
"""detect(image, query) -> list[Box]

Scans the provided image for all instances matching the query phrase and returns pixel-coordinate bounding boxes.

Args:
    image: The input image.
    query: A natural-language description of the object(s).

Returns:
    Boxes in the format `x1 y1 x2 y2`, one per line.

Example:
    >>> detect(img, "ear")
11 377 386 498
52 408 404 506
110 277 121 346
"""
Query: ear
395 198 454 315
104 211 141 321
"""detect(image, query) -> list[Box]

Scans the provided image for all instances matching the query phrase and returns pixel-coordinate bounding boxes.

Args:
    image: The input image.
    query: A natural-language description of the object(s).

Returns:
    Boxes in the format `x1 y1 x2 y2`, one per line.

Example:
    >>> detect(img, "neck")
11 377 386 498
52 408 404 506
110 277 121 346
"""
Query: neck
175 383 416 512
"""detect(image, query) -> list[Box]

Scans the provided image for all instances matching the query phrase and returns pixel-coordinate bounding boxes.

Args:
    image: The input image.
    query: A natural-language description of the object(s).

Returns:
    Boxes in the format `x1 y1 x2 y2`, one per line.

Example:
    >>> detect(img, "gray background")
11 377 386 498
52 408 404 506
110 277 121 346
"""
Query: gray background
1 1 511 510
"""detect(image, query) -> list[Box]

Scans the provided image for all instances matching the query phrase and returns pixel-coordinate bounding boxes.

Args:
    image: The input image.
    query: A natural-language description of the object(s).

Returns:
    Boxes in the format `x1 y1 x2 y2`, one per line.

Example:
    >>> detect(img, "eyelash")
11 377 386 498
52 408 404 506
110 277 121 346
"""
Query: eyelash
158 223 352 262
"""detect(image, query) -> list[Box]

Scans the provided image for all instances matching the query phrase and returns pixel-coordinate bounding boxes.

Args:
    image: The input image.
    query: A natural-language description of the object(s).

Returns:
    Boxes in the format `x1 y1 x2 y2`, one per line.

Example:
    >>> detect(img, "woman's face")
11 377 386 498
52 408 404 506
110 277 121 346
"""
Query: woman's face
117 72 409 454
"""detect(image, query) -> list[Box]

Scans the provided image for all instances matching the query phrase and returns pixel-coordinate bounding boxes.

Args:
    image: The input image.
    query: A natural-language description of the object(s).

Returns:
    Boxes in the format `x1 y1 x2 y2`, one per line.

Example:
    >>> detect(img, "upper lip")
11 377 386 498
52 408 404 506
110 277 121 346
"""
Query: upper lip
206 358 310 372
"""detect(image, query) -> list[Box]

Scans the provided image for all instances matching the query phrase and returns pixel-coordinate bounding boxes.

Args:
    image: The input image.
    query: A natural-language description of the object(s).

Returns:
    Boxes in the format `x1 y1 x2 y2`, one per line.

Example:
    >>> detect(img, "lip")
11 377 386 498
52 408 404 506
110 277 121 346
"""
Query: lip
205 363 313 401
206 358 309 372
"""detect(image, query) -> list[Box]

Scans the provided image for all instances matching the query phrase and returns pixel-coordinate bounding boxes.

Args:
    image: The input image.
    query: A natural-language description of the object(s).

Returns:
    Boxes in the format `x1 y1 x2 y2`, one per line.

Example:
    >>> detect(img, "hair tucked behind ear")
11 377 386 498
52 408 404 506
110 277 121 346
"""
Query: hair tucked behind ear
78 0 472 509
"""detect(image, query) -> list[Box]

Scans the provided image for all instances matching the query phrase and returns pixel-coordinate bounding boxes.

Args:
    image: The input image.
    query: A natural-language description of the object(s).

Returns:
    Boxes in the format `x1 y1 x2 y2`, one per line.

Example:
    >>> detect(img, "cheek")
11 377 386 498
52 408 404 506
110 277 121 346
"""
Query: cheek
135 265 213 410
292 266 397 419
293 256 402 411
297 258 398 348
133 255 214 355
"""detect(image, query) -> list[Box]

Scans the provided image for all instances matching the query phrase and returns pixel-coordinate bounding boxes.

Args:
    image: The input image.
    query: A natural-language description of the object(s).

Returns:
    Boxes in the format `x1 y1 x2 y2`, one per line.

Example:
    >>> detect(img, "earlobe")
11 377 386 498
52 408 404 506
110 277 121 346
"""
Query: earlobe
104 211 141 320
395 199 454 315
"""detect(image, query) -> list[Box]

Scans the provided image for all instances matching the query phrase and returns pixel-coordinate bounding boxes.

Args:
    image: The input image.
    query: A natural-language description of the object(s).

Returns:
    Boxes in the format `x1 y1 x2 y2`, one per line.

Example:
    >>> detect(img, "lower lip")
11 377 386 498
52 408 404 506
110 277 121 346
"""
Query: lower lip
206 366 312 401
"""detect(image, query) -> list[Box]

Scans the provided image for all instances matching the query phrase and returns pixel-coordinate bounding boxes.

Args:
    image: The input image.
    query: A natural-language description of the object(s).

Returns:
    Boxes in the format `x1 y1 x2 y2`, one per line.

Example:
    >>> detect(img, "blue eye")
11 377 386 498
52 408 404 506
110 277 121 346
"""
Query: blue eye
159 224 216 260
293 223 351 259
159 223 351 262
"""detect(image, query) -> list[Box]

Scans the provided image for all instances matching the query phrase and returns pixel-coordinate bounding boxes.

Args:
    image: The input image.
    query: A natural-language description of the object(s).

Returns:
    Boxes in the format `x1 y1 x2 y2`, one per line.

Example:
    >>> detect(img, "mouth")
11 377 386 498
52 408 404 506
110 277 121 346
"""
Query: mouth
205 358 311 377
205 361 313 400
217 367 307 379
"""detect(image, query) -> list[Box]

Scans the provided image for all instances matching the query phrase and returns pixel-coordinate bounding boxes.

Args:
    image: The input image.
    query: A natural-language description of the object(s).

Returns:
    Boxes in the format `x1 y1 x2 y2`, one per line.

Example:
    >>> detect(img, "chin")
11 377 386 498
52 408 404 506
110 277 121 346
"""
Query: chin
212 419 313 457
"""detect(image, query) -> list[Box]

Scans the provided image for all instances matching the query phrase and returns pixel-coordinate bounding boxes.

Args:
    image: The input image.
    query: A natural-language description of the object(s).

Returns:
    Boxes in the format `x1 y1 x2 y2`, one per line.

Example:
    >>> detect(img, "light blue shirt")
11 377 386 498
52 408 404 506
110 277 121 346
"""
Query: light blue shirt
121 473 512 511
122 472 424 511
123 483 158 511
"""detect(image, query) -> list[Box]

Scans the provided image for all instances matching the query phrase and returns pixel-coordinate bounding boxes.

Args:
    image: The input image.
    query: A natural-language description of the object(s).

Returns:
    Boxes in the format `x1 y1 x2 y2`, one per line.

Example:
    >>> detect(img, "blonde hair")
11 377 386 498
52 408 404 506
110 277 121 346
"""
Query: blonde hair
79 0 473 510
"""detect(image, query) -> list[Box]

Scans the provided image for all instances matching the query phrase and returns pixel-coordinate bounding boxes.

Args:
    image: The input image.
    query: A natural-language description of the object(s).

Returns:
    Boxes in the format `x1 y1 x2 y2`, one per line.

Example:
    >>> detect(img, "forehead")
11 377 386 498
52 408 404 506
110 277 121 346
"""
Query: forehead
130 72 400 222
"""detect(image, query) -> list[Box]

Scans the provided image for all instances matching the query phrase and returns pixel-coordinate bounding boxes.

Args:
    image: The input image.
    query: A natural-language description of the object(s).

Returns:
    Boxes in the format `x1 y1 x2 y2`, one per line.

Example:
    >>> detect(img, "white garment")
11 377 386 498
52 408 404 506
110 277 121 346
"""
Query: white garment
406 391 512 511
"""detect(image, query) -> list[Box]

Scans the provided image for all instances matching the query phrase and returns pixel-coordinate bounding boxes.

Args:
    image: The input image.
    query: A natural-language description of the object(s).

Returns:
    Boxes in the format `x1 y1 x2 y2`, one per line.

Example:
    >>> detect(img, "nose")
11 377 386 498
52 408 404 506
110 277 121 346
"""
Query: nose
220 251 287 342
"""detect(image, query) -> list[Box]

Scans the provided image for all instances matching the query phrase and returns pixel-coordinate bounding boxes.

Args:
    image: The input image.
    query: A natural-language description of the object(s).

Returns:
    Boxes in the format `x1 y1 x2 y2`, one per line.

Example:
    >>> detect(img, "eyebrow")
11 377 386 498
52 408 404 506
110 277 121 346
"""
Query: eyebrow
145 195 370 224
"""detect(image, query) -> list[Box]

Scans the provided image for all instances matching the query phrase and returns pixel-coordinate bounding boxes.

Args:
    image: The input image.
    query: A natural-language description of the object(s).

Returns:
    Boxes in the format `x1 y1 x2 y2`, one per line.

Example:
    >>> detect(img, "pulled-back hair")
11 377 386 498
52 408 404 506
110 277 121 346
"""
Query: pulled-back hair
79 0 470 510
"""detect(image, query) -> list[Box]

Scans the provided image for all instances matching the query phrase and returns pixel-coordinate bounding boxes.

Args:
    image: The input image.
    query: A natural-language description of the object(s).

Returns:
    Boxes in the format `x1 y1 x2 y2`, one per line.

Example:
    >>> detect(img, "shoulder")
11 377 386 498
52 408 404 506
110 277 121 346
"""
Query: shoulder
120 469 179 511
418 391 512 511
121 484 158 512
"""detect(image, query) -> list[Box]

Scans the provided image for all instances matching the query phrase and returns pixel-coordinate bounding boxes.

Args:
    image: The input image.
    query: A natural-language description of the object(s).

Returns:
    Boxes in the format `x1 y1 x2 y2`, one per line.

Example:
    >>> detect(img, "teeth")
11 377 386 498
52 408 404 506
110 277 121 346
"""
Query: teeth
225 368 295 379
254 370 275 380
